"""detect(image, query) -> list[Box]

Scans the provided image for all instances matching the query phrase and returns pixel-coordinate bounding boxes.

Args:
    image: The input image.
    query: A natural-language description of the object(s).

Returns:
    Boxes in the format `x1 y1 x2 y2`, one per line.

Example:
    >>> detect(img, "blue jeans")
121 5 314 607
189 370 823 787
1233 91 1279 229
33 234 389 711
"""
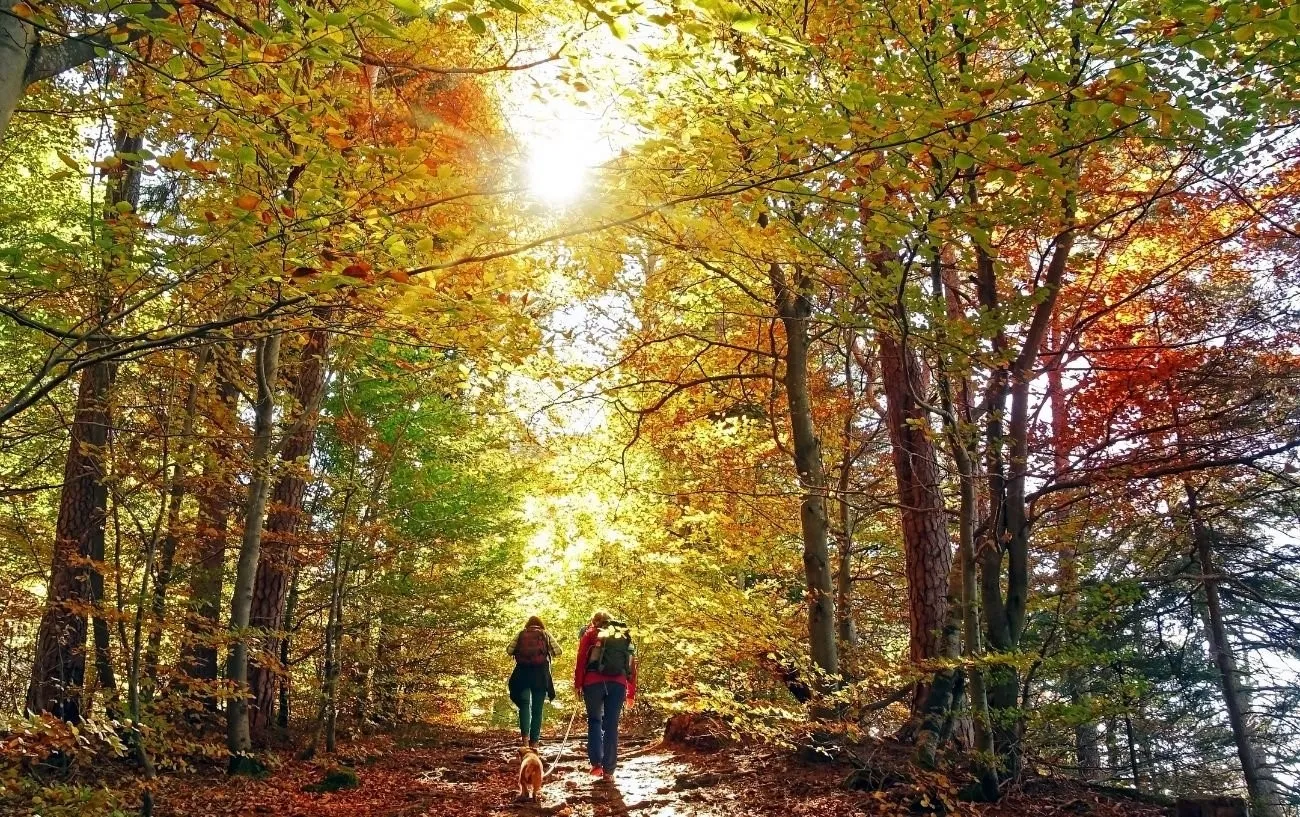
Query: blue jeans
583 681 626 772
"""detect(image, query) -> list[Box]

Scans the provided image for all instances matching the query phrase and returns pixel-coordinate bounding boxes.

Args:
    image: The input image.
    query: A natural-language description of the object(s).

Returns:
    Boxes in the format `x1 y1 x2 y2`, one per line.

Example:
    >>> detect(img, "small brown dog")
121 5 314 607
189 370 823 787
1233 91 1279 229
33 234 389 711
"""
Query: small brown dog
518 746 543 801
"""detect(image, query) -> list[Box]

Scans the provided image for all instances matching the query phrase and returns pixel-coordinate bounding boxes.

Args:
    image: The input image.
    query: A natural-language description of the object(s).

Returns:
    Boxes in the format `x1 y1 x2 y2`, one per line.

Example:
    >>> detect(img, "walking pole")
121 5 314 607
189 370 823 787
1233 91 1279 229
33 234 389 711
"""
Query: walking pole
545 707 579 779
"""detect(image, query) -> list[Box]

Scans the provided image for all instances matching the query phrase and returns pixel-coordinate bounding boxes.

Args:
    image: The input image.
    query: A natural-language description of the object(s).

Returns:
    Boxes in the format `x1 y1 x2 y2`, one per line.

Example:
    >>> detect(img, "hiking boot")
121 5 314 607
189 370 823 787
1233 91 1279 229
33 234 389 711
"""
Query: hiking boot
529 741 539 750
589 766 604 778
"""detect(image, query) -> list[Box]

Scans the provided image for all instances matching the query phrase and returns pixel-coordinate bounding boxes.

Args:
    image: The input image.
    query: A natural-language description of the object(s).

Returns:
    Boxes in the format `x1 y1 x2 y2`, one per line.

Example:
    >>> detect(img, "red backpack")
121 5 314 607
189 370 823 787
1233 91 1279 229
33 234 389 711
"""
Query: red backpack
515 627 550 666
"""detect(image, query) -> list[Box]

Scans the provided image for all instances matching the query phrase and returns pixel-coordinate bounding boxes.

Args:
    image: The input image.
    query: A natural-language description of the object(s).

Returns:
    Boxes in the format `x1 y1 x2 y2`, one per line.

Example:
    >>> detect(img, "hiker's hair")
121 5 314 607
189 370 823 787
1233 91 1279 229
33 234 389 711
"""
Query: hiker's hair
525 615 544 629
591 610 612 627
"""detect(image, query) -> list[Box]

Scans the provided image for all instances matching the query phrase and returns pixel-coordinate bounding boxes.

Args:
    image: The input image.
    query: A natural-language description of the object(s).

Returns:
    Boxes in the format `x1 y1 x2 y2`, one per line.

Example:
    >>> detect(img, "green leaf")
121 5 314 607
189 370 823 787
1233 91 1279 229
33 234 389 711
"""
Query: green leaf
491 0 527 12
731 13 761 33
953 152 974 170
467 13 487 33
389 0 423 16
1190 39 1217 60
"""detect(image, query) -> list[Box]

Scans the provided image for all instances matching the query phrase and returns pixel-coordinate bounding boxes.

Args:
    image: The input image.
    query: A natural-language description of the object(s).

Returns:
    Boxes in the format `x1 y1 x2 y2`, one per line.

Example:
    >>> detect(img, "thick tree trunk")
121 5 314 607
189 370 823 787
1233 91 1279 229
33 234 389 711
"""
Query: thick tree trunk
27 361 114 720
0 1 35 140
877 331 952 714
180 347 242 690
226 334 281 768
0 0 166 140
769 263 839 681
247 326 329 744
26 129 141 720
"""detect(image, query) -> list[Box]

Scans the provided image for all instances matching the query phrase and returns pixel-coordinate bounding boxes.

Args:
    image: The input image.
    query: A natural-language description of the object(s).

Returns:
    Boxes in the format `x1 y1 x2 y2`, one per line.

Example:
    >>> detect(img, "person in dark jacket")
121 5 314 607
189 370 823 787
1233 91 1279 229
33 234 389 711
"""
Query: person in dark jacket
508 615 561 748
574 610 637 778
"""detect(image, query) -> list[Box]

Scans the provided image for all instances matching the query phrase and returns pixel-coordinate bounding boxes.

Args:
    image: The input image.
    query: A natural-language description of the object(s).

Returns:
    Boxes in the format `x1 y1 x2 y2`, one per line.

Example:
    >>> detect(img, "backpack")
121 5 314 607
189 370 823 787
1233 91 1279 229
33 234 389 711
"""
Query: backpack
586 621 634 677
515 627 549 666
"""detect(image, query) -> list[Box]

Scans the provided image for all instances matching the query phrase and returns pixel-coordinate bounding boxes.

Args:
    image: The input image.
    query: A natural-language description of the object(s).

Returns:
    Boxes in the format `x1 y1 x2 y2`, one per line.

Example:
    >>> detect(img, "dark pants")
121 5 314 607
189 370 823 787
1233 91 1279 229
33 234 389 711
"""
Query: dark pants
583 681 626 772
515 685 546 743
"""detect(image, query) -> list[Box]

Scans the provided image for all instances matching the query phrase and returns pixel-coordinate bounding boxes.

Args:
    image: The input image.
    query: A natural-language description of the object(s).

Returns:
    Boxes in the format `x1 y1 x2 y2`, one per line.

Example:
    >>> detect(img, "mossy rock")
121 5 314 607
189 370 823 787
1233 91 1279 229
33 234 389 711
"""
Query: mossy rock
304 766 360 793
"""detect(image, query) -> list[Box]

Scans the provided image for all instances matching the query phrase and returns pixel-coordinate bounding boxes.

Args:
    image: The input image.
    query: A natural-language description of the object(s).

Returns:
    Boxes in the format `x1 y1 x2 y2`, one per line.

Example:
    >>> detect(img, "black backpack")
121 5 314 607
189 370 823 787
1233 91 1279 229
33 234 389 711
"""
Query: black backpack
586 621 633 677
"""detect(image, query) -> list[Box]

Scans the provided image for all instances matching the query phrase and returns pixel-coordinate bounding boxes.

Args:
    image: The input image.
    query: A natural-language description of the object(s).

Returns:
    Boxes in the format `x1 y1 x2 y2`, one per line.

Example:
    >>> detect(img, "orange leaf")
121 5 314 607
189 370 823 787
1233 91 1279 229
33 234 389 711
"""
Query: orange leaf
342 264 371 279
10 2 34 17
384 269 411 284
234 193 260 210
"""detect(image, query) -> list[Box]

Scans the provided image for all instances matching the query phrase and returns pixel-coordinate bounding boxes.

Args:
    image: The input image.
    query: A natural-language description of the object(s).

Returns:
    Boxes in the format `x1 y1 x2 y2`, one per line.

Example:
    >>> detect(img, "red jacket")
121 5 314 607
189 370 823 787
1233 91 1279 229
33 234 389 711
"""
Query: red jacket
574 625 637 702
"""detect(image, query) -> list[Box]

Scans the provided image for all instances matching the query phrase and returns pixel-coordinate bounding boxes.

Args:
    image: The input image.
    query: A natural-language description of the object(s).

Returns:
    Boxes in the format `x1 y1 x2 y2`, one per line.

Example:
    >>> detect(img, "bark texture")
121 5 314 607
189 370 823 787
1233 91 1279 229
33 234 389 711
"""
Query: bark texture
247 327 329 743
26 130 141 720
226 334 281 765
1188 486 1282 817
26 361 114 719
770 263 839 681
877 332 952 707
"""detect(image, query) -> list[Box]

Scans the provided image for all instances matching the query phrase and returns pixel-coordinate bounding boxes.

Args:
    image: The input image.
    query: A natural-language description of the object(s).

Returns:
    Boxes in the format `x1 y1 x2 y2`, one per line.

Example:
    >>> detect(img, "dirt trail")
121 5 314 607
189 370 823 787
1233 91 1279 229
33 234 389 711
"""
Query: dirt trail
149 727 1174 817
504 738 741 817
151 728 757 817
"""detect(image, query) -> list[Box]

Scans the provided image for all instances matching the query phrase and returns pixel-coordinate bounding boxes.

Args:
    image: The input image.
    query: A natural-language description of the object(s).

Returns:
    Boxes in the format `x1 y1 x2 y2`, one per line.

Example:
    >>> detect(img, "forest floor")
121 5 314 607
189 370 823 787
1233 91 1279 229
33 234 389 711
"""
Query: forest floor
140 726 1176 817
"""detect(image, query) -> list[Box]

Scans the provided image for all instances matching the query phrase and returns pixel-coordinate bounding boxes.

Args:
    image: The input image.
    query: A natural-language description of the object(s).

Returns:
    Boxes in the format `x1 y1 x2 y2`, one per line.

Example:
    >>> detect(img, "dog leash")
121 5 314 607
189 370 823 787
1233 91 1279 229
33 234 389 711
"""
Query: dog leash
545 707 578 779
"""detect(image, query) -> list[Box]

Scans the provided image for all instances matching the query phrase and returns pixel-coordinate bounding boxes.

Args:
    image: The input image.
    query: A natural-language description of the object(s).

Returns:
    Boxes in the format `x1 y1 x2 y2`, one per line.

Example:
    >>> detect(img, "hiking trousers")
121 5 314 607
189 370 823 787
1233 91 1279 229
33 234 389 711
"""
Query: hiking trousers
583 681 626 772
514 685 547 743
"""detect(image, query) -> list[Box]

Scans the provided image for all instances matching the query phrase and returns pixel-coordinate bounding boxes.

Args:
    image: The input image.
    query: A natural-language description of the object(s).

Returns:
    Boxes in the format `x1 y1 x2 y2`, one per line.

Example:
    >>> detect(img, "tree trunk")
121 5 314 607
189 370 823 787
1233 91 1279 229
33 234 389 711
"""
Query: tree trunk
226 334 281 769
835 335 858 648
0 0 39 141
0 0 166 140
1187 486 1282 817
276 564 299 730
247 326 329 744
26 129 142 720
91 586 119 718
769 263 839 682
28 362 114 720
180 346 242 691
877 330 952 717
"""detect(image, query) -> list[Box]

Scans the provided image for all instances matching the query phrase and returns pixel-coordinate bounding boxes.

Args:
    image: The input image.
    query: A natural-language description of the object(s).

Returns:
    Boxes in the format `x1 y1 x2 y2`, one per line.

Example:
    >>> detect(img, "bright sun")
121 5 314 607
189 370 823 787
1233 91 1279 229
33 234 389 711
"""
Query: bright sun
524 113 606 207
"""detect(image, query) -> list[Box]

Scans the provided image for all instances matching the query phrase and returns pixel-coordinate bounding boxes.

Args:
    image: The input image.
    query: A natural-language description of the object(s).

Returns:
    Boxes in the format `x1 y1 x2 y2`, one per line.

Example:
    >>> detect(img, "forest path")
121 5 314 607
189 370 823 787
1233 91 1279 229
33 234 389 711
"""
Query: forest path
509 737 741 817
152 727 762 817
150 726 1173 817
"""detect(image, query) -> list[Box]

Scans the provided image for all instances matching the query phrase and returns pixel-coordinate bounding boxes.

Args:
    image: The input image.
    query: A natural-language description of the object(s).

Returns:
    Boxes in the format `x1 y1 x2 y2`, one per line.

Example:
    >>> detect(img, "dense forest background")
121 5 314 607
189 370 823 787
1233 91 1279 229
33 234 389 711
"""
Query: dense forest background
0 0 1298 812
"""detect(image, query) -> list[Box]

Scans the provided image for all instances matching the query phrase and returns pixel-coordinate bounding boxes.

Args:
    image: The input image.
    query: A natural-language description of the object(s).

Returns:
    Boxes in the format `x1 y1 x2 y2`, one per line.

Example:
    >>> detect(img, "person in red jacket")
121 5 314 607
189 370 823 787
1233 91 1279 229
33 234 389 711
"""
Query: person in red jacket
574 610 637 778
